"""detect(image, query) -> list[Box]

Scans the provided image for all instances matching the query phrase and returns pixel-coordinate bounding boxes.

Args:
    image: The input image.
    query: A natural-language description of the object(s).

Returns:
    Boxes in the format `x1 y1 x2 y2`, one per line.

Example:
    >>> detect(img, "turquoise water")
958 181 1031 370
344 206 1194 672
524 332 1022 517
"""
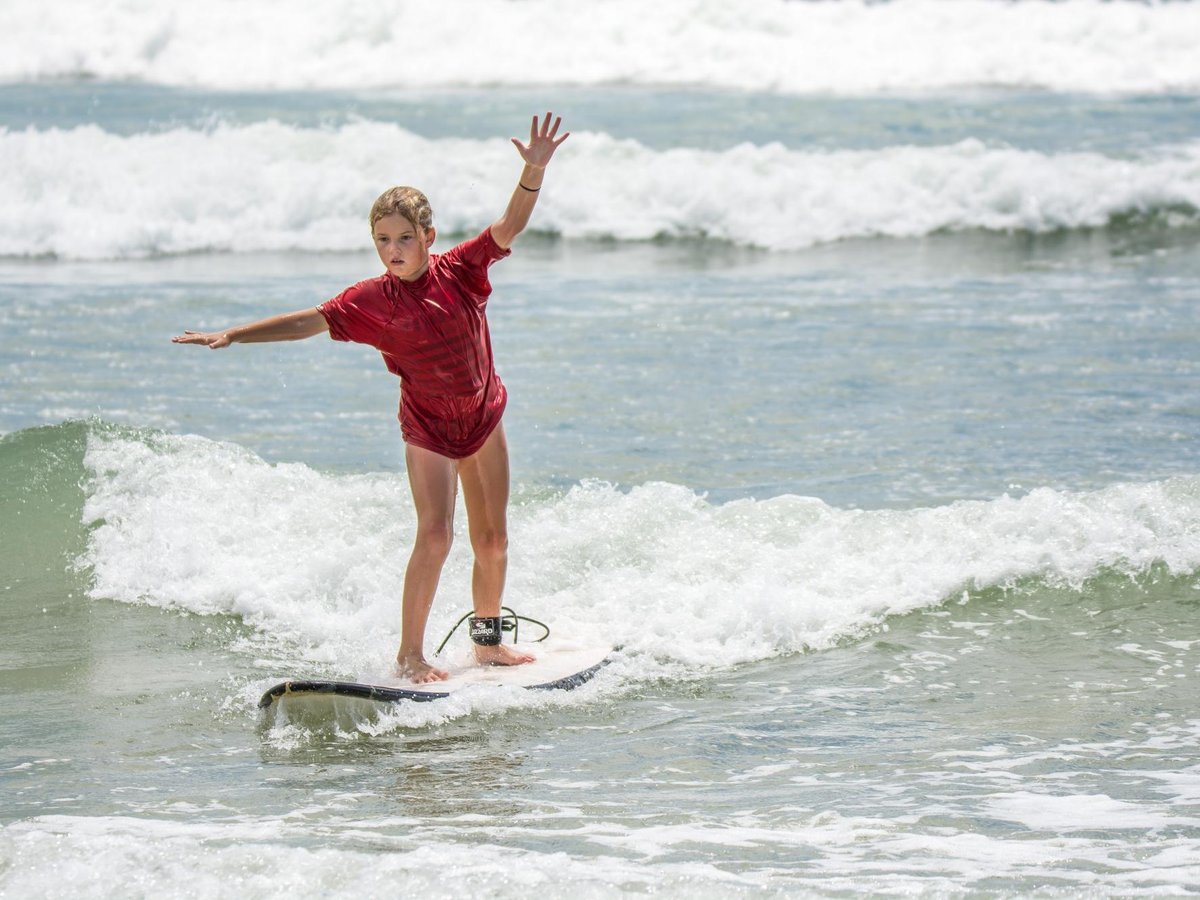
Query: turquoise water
3 1 1200 896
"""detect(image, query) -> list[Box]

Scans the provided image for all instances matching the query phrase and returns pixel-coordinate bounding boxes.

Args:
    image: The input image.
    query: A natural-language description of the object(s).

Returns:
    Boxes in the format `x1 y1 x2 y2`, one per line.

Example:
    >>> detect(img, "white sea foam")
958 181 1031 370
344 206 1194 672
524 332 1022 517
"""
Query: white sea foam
985 792 1200 832
3 123 1198 260
0 815 746 899
80 430 1200 684
3 0 1199 94
5 809 1200 899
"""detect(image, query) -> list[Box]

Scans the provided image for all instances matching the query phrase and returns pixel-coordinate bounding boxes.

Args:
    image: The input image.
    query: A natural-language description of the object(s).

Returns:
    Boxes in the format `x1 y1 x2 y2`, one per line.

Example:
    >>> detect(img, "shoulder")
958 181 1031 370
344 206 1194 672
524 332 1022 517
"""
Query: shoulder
322 275 390 310
429 230 508 305
437 227 512 270
318 274 393 342
343 274 391 299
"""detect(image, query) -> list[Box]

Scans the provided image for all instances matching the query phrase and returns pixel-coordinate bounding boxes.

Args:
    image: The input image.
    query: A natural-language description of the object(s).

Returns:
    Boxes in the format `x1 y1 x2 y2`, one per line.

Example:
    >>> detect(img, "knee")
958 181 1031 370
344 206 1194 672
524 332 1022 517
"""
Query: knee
414 523 454 562
471 528 508 566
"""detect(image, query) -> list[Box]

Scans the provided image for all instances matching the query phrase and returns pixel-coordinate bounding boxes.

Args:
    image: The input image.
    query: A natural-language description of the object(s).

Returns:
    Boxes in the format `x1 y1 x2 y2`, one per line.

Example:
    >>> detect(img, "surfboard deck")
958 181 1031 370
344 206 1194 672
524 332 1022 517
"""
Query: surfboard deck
258 644 614 709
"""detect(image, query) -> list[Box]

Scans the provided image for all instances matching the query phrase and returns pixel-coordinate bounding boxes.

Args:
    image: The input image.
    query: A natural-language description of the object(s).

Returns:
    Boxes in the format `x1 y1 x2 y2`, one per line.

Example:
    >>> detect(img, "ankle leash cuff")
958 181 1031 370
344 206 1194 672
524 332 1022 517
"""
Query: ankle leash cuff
435 607 551 656
468 616 503 646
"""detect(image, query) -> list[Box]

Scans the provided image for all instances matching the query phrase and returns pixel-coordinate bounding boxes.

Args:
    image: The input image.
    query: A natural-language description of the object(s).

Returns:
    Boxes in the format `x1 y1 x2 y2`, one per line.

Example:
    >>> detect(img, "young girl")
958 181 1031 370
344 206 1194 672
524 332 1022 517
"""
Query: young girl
173 113 569 684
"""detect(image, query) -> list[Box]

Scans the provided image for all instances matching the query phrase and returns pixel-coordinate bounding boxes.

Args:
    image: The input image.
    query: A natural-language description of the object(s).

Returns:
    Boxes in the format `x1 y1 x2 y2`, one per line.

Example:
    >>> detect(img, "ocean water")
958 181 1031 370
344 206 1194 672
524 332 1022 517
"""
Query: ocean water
2 1 1200 896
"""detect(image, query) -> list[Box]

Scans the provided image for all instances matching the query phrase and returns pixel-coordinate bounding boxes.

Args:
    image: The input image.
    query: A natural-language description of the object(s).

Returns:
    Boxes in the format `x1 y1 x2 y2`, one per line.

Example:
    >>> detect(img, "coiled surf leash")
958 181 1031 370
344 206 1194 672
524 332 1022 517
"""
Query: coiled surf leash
434 606 551 655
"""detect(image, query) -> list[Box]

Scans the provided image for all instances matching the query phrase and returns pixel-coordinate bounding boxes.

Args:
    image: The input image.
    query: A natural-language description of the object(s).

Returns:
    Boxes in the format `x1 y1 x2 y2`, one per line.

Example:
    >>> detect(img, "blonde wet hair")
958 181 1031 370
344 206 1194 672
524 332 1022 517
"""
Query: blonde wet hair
369 186 433 233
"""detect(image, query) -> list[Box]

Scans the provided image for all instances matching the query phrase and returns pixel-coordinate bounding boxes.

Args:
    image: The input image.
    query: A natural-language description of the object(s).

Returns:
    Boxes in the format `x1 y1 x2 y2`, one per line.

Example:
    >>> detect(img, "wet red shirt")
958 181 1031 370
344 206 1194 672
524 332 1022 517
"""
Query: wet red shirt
318 228 511 459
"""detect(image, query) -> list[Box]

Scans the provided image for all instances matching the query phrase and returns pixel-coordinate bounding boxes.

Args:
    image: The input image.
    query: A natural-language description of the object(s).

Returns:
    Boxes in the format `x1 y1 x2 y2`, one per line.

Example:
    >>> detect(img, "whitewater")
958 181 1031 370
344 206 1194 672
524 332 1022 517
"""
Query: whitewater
79 426 1200 675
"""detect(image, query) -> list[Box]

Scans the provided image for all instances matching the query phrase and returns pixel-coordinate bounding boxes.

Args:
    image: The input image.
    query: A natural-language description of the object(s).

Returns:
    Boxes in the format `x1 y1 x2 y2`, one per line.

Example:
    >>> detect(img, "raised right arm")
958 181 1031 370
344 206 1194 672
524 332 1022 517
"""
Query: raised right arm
172 308 329 349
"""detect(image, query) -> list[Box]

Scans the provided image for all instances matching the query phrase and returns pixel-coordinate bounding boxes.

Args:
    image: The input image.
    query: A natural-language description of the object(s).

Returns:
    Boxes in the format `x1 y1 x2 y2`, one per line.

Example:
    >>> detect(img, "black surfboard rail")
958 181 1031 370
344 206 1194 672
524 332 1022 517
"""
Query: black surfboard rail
258 654 611 708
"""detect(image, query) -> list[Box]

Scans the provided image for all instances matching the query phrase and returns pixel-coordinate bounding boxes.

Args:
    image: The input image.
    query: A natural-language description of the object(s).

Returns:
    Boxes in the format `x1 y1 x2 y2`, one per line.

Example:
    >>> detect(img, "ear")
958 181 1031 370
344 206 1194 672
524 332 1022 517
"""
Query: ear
424 226 436 249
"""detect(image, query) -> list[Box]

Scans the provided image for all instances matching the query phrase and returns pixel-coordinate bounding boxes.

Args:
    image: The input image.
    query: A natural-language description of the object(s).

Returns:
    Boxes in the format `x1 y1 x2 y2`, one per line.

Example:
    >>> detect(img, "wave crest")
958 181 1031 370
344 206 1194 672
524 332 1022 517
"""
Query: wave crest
78 427 1200 675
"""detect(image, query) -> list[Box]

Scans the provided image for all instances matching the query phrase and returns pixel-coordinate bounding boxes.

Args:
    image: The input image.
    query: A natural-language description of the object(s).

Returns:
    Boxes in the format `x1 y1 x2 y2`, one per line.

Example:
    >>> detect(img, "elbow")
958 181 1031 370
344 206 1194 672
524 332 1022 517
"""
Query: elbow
491 222 519 250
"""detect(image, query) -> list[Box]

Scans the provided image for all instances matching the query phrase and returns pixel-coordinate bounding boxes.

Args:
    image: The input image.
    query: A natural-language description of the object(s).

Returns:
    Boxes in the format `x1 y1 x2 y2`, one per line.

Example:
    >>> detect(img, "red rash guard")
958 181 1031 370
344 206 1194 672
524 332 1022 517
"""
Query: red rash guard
318 227 511 459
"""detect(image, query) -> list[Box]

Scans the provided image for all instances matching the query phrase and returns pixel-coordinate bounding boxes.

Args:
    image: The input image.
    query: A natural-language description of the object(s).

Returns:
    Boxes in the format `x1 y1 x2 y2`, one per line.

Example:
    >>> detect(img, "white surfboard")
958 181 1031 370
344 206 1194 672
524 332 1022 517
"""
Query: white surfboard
258 643 614 711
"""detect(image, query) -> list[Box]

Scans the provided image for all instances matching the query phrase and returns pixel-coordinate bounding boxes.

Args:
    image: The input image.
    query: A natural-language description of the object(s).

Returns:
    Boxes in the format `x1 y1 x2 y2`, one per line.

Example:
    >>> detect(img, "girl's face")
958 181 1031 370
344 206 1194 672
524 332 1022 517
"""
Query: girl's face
373 214 435 281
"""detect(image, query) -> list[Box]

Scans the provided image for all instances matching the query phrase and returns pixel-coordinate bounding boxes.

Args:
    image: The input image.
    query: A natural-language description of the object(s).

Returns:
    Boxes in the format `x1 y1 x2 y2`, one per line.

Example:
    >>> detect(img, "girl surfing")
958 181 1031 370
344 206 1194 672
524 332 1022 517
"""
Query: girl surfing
174 113 569 683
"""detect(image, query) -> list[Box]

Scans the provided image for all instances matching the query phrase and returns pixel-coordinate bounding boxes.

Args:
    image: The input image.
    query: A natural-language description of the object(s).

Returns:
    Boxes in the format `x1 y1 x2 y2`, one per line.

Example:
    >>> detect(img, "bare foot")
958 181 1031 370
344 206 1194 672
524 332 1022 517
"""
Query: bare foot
474 644 536 667
395 654 449 684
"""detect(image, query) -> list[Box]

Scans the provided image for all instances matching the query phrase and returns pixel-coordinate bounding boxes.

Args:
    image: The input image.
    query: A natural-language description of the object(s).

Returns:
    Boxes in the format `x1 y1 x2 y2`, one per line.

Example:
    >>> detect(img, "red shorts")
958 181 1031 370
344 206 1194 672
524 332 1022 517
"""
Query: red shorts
399 380 507 460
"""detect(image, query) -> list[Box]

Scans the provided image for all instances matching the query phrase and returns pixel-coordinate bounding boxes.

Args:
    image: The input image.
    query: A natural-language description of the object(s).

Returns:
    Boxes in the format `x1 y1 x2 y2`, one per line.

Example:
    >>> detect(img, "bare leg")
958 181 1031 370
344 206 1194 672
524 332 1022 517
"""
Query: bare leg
395 443 458 683
458 424 534 667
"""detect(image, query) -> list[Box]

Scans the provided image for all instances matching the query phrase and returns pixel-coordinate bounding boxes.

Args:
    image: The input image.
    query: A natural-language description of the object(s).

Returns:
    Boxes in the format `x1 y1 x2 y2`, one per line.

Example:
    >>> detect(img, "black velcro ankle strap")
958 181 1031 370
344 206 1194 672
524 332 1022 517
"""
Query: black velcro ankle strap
469 616 502 646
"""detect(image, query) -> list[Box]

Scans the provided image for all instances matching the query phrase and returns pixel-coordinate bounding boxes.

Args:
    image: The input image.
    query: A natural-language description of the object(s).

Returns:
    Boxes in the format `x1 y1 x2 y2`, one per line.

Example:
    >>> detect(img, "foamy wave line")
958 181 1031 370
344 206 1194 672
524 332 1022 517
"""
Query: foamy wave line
0 815 731 898
80 428 1200 675
7 810 1200 898
2 123 1198 260
3 0 1200 94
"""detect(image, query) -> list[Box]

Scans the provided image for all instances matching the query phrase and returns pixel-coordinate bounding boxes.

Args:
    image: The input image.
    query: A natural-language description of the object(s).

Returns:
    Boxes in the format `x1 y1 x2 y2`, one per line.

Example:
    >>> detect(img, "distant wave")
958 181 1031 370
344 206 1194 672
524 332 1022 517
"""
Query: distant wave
3 0 1199 94
1 123 1197 260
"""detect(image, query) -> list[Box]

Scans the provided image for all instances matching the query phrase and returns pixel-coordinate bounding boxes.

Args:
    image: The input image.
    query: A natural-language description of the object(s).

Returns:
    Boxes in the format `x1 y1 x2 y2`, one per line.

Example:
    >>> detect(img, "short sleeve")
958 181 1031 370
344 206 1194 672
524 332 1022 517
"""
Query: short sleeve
438 227 512 299
317 280 384 345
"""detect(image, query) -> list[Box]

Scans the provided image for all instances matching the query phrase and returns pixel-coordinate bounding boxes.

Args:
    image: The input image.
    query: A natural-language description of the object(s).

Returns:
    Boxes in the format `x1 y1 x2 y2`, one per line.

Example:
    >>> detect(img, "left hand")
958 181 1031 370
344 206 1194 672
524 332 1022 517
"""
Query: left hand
173 330 231 349
512 112 569 169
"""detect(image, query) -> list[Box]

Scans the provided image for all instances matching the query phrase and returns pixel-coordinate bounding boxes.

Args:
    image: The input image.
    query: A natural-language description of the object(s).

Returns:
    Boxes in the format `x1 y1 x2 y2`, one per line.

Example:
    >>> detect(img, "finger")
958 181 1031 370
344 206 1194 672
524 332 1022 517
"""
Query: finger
529 114 538 141
547 115 562 139
541 111 552 136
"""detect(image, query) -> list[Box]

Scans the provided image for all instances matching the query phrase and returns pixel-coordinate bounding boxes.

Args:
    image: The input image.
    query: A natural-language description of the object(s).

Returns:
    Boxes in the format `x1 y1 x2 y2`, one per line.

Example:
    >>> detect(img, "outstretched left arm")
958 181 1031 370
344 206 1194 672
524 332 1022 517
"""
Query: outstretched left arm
491 112 569 250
